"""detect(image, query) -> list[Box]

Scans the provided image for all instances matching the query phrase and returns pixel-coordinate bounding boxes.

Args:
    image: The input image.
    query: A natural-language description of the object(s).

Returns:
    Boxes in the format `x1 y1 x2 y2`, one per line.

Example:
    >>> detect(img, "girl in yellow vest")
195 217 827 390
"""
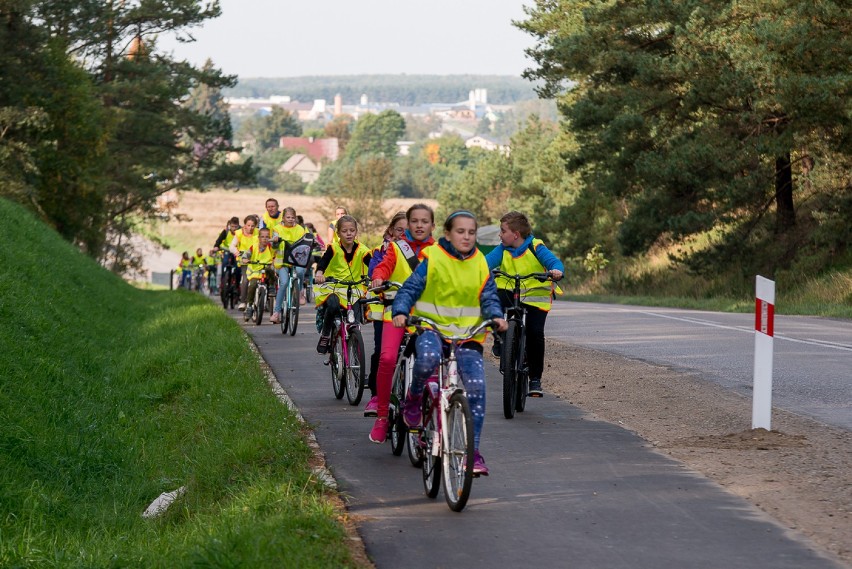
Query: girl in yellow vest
326 205 347 246
366 204 435 441
245 228 276 309
364 211 408 418
270 207 308 324
178 251 192 289
313 215 372 354
486 211 564 397
390 211 507 476
229 215 259 310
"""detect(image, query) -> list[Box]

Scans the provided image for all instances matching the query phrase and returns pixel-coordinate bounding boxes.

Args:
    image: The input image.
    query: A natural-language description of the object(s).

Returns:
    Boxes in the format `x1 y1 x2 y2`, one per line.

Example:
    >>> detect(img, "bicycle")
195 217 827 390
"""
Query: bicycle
244 263 276 325
318 276 369 405
219 260 240 310
407 315 498 512
364 281 420 462
192 265 205 293
491 269 560 419
279 268 301 336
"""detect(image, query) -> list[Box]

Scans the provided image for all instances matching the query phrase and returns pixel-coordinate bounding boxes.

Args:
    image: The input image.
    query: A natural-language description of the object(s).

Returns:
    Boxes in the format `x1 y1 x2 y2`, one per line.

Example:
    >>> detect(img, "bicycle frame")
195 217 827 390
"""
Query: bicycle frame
409 315 496 511
491 269 557 417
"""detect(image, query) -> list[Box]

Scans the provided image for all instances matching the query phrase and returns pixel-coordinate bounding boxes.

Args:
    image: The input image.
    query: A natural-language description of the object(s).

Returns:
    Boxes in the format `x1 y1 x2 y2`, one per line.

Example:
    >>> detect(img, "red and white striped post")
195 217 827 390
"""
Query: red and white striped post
752 275 776 430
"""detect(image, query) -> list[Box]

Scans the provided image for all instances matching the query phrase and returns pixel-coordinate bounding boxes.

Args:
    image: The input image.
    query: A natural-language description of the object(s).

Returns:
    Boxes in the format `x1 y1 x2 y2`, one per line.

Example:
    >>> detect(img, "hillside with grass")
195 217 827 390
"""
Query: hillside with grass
0 199 360 567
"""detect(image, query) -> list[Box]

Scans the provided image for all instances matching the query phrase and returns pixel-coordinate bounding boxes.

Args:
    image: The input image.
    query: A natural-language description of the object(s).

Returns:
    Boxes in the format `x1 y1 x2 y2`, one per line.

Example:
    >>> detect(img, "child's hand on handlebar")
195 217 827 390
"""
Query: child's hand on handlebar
314 271 325 284
494 317 508 332
392 314 407 328
371 278 384 289
549 269 563 281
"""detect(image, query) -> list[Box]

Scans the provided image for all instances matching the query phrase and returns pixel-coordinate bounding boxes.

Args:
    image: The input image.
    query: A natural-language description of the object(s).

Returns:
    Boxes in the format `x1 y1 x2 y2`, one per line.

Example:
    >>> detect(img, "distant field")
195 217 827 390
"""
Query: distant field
151 189 437 254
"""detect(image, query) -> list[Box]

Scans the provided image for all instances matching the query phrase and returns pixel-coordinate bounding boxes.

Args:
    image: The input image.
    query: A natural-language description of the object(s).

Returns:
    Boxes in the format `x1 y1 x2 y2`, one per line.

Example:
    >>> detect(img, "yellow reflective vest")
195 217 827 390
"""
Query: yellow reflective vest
262 211 283 234
274 224 308 269
314 241 369 306
413 244 491 344
247 244 275 280
494 238 563 312
233 229 258 265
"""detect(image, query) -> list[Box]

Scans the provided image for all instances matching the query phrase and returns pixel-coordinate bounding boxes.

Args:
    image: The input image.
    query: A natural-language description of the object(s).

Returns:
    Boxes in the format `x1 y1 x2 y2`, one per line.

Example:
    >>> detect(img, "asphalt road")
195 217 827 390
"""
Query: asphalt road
548 302 852 430
235 305 846 569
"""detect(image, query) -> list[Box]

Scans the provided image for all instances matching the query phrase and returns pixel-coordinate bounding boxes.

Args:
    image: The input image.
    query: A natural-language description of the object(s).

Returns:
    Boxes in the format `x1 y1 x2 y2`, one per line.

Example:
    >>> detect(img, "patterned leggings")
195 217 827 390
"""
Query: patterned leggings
411 330 486 451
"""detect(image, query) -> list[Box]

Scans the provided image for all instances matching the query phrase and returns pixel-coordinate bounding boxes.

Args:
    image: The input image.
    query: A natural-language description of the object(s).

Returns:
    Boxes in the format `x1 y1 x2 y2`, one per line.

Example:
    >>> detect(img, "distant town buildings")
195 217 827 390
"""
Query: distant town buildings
226 87 512 155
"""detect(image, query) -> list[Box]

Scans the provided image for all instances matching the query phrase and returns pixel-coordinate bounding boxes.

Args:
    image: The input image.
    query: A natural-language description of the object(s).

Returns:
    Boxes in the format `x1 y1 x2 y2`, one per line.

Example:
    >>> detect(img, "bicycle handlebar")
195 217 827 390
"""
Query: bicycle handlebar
491 269 562 282
407 315 498 342
323 276 370 287
367 280 404 294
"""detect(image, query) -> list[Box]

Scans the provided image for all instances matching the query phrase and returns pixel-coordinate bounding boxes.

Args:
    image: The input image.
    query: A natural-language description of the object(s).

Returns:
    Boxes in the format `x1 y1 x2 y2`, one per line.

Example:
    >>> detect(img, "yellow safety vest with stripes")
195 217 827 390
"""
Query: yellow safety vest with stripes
314 241 369 306
274 224 308 269
218 230 236 250
413 244 491 344
233 229 259 265
191 254 205 268
379 240 421 322
247 245 275 280
494 238 563 312
263 211 283 234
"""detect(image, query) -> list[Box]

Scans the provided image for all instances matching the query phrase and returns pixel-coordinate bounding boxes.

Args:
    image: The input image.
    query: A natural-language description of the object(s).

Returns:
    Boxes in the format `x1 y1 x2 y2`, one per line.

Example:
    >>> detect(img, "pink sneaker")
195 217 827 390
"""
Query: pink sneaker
369 417 389 444
473 450 489 476
403 394 422 428
363 395 379 417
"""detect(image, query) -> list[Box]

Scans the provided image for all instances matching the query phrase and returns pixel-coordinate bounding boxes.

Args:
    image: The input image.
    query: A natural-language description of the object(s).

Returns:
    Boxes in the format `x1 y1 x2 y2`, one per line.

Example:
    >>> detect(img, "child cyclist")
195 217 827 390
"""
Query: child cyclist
178 251 192 289
391 210 507 475
363 211 408 417
313 215 372 354
367 204 436 440
229 215 259 310
486 211 564 397
270 207 308 324
245 228 276 308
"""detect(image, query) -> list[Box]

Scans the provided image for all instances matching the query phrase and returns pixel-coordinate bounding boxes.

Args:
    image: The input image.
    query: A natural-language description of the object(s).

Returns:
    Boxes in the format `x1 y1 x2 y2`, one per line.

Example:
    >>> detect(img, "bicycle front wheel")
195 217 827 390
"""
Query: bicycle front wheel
254 287 266 325
345 329 365 405
442 392 475 512
288 280 300 336
330 332 345 400
421 392 441 499
389 358 407 457
502 321 520 419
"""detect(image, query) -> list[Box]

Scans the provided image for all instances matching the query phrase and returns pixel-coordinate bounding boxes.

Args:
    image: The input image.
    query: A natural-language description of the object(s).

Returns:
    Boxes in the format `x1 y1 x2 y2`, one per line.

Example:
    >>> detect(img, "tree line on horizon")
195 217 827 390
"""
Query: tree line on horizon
227 75 538 106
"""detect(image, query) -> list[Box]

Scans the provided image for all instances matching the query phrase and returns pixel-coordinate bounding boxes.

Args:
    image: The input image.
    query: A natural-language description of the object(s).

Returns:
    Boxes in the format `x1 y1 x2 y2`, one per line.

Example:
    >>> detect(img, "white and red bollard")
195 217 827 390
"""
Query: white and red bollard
752 275 776 430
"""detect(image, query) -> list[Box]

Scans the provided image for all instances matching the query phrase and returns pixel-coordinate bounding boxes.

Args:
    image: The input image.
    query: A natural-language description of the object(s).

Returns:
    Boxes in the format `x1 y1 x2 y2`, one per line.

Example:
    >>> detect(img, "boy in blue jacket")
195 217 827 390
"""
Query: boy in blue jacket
485 211 563 397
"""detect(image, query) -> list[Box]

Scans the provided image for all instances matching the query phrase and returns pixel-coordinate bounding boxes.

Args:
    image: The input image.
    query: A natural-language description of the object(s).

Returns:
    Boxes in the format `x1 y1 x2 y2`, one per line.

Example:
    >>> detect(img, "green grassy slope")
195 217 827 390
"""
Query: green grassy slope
0 199 357 567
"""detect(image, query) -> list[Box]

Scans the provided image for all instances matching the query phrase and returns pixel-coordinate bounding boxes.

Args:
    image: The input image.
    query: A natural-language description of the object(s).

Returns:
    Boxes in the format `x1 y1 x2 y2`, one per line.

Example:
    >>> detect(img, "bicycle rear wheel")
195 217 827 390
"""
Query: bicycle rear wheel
330 332 345 399
220 270 229 308
442 391 475 512
288 280 300 336
502 321 520 419
345 329 365 405
421 391 441 498
280 283 290 334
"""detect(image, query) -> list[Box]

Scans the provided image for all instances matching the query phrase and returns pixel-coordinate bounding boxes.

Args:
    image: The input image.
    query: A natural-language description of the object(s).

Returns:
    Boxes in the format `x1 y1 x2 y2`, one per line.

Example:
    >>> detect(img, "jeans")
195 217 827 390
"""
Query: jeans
274 265 305 314
179 269 191 289
498 290 548 381
411 331 487 450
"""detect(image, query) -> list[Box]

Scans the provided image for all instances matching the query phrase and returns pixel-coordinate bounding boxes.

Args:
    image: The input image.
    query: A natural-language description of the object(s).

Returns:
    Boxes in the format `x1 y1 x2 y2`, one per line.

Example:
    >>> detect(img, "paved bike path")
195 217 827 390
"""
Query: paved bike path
238 311 843 569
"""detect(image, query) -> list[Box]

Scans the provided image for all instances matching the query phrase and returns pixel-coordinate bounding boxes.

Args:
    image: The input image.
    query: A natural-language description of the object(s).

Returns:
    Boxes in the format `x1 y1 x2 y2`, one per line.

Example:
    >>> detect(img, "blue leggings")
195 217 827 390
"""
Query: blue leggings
412 331 486 451
274 265 305 314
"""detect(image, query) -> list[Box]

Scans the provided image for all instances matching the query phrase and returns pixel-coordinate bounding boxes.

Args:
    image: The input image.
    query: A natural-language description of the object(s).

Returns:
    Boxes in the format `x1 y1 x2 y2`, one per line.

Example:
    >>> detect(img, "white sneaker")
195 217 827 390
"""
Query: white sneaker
238 302 246 311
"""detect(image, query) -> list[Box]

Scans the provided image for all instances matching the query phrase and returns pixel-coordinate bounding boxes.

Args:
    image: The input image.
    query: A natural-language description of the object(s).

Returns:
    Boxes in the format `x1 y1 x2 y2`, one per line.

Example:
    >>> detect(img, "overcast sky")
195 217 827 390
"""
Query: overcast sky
158 0 537 78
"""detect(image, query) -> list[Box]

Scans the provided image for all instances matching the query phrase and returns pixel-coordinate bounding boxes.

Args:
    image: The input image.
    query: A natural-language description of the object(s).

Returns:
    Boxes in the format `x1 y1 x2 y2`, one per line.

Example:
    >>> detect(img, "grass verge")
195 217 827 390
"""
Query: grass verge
0 198 361 567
